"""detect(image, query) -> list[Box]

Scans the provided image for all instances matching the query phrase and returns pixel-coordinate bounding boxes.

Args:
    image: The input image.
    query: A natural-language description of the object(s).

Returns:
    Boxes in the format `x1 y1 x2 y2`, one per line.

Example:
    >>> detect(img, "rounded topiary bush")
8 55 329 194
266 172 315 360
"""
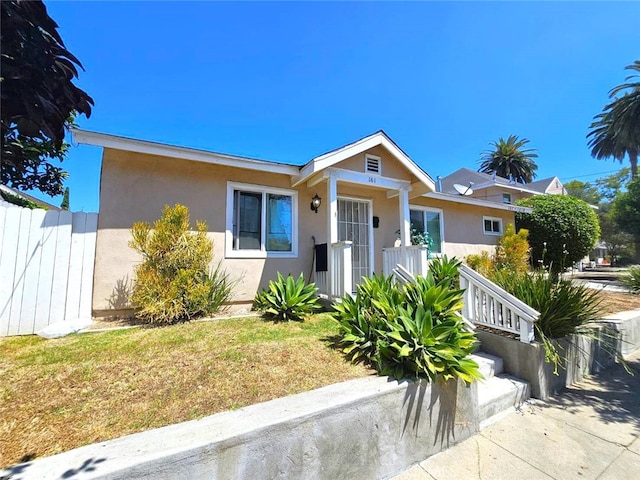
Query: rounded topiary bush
515 195 600 273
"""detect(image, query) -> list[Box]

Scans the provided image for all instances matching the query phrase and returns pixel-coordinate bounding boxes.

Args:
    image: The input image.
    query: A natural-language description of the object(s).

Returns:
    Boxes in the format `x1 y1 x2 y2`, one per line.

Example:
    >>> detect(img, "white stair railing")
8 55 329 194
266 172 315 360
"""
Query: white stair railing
459 264 539 343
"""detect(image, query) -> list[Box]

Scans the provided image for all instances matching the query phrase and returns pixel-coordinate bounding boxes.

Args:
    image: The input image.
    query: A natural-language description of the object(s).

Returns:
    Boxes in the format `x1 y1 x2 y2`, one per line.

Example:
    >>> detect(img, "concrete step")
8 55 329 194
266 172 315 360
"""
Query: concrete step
478 374 531 428
470 352 504 379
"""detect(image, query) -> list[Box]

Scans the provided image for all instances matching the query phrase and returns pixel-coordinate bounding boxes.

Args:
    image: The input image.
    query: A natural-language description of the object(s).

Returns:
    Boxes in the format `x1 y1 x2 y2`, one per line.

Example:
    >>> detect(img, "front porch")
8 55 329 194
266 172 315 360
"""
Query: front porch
305 166 429 300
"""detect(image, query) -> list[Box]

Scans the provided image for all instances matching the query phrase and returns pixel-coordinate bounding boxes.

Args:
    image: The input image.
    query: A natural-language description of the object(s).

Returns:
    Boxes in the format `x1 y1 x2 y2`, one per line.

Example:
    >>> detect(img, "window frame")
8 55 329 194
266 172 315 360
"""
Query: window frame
482 215 503 236
408 205 445 256
226 181 298 258
502 192 512 204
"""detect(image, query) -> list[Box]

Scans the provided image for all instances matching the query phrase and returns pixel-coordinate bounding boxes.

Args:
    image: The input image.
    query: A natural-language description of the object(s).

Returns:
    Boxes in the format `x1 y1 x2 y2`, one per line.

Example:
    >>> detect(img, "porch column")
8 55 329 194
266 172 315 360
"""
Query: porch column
398 187 411 266
327 174 338 296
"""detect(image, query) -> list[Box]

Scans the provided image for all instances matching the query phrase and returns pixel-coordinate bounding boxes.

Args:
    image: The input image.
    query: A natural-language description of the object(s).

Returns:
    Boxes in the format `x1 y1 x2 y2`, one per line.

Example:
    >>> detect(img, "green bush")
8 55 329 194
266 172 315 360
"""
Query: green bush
492 270 602 340
466 223 530 278
465 251 495 277
129 204 235 324
620 266 640 294
254 273 321 321
495 224 530 274
516 195 600 274
333 272 482 383
492 269 604 372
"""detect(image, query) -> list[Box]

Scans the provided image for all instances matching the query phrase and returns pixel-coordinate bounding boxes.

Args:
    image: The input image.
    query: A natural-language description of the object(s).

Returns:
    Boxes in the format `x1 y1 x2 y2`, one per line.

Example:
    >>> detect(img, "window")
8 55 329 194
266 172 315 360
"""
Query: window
409 207 444 255
365 154 381 174
226 182 297 258
502 193 512 204
483 216 503 236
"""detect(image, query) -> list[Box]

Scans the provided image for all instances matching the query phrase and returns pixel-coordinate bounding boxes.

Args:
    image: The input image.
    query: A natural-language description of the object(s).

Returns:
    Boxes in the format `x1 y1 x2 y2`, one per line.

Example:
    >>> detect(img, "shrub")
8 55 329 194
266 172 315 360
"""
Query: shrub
492 269 604 372
495 224 530 274
254 273 321 321
465 251 495 277
516 195 600 274
492 270 602 340
129 204 235 324
620 266 640 294
333 271 482 383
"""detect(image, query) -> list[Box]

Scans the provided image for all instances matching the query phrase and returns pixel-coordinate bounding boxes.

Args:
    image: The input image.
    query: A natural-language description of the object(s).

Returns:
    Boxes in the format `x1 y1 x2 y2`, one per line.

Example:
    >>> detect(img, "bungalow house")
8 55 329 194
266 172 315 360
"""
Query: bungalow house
440 168 566 206
72 129 531 316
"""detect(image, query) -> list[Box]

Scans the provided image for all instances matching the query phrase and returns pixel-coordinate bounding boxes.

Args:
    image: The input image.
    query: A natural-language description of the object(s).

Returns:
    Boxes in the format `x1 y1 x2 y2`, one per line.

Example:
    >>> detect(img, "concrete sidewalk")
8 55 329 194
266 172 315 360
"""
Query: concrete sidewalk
394 350 640 480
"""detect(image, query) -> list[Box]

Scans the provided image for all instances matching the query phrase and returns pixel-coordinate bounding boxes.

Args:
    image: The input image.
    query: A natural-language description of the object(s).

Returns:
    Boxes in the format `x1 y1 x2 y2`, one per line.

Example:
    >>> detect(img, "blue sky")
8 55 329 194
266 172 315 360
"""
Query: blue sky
35 1 640 212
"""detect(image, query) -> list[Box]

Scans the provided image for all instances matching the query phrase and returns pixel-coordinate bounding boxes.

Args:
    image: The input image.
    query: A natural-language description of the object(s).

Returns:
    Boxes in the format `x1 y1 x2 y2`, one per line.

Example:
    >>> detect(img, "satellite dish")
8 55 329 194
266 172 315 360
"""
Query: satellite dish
453 183 474 196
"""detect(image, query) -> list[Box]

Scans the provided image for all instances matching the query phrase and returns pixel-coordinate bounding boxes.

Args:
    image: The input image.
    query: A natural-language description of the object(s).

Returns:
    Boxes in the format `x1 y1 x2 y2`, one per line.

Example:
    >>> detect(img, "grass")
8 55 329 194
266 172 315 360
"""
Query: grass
0 314 372 468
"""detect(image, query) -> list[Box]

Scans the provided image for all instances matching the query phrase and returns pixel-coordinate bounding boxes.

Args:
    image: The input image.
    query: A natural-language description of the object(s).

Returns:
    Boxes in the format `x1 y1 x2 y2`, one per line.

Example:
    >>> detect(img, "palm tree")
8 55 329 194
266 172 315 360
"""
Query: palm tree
478 135 538 183
588 60 640 178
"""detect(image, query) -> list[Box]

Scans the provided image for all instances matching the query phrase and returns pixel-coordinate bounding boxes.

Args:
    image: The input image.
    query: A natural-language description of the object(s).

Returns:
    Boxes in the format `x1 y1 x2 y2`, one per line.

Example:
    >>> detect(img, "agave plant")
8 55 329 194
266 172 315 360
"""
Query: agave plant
427 255 462 289
620 266 640 294
378 305 482 382
254 273 320 321
333 272 481 383
333 274 401 365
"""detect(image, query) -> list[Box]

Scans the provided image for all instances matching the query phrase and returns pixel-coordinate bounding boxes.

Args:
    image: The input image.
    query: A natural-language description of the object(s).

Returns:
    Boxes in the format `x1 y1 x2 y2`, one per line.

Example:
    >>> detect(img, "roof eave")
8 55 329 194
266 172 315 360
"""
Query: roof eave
71 128 301 176
423 192 533 214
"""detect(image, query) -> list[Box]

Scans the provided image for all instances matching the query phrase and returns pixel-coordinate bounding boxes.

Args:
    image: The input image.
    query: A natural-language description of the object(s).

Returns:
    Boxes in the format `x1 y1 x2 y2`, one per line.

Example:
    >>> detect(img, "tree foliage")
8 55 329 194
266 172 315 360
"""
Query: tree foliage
478 135 538 183
598 203 634 265
595 167 631 202
564 179 602 205
565 168 634 264
515 195 600 274
588 61 640 178
613 177 640 240
1 0 93 195
60 186 69 210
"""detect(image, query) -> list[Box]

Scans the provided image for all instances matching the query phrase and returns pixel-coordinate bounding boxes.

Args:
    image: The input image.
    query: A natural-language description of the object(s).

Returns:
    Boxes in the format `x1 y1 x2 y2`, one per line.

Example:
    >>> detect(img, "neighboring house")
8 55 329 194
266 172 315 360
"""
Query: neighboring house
440 168 565 206
0 184 64 211
72 129 531 316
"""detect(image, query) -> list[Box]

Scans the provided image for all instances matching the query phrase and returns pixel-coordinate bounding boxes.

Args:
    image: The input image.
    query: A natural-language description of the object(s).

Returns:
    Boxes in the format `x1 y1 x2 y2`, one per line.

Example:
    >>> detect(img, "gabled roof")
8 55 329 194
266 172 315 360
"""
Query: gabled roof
440 168 543 196
526 176 565 194
292 130 436 192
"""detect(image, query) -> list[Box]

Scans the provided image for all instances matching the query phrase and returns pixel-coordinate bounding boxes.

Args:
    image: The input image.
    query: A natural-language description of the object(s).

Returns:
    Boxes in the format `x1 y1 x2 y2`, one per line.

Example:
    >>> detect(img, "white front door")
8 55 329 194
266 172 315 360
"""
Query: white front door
337 198 372 287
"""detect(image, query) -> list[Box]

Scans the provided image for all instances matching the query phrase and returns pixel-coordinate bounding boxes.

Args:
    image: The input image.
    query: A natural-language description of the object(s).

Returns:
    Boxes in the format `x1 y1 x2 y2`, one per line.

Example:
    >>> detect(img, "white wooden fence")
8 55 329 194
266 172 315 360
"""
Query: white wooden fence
0 204 98 336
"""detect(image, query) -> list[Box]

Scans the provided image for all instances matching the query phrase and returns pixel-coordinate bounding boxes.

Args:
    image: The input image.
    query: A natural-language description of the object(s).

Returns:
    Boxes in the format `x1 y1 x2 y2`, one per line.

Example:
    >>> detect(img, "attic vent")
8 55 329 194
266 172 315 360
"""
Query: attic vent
365 155 381 174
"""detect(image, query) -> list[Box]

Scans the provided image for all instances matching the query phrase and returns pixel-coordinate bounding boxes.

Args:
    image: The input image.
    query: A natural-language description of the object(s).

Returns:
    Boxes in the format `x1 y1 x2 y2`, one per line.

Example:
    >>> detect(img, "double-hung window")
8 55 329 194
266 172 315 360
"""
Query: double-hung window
226 182 297 258
408 206 444 255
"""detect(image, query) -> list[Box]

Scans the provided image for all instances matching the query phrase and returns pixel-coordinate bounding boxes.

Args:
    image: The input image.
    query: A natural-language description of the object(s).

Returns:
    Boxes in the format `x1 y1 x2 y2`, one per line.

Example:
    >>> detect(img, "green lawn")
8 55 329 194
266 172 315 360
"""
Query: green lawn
0 314 372 467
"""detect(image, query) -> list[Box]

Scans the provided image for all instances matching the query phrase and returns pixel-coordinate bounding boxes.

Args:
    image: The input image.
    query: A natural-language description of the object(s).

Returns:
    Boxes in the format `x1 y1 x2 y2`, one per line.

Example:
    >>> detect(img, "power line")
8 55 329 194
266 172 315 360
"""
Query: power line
560 169 623 181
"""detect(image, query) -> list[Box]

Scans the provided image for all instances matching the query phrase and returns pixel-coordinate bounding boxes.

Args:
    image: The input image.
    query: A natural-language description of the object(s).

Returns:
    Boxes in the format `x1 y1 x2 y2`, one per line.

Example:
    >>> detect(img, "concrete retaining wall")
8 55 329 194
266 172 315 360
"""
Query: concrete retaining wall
2 376 479 480
477 309 640 400
477 330 615 400
602 309 640 357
